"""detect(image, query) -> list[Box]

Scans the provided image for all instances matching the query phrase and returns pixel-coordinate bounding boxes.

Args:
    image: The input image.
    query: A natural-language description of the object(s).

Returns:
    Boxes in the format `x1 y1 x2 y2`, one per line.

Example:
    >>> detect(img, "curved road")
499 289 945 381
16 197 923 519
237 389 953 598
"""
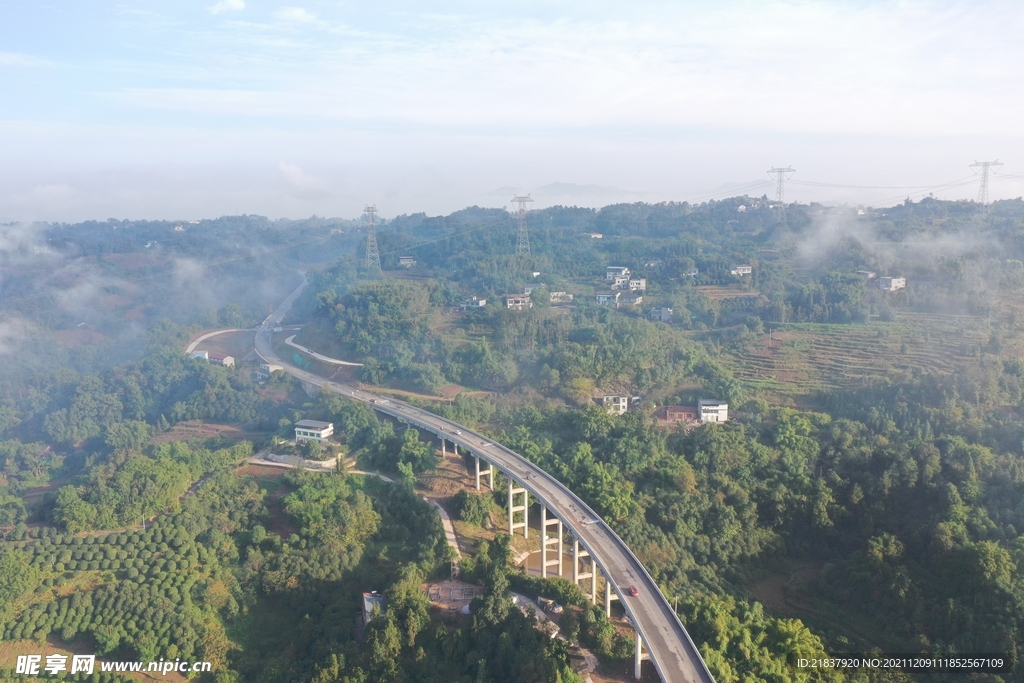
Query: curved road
253 278 715 683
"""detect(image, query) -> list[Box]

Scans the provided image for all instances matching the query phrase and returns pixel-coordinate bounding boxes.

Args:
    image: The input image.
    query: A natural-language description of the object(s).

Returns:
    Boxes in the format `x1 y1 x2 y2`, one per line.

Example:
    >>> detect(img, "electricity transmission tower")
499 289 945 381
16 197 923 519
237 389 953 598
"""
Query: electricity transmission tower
511 195 534 255
970 160 1002 204
364 205 381 274
767 167 795 221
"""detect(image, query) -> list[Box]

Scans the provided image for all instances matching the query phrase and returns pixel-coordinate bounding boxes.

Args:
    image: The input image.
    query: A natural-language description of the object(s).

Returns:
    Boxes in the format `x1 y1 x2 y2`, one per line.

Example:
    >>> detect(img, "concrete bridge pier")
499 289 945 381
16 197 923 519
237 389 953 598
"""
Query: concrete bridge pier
475 456 494 491
634 631 650 679
508 479 528 538
604 576 620 618
540 507 563 578
573 538 597 604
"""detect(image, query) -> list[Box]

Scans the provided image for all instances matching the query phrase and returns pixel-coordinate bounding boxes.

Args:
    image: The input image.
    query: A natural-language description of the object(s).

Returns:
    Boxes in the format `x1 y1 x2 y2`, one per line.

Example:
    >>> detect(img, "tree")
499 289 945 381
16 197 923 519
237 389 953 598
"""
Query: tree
397 428 437 473
105 420 153 452
0 549 40 620
366 616 402 681
559 608 580 644
52 486 98 533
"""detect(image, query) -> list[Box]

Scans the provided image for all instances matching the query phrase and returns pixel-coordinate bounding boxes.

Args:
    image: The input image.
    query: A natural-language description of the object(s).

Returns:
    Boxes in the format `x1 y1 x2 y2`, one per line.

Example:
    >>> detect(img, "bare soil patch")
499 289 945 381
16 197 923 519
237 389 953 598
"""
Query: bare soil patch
419 452 474 499
150 421 248 445
423 579 482 612
235 464 287 478
437 384 464 399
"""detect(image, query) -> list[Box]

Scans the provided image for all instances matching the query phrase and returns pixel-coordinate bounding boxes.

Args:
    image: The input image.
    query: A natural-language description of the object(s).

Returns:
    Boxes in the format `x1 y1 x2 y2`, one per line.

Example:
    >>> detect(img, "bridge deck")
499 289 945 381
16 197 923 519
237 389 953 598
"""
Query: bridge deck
253 278 716 683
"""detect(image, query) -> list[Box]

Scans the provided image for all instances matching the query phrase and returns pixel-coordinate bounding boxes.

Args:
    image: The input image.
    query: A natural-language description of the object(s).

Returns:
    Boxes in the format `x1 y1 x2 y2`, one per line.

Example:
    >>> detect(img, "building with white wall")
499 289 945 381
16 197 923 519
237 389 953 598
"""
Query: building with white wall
698 400 729 423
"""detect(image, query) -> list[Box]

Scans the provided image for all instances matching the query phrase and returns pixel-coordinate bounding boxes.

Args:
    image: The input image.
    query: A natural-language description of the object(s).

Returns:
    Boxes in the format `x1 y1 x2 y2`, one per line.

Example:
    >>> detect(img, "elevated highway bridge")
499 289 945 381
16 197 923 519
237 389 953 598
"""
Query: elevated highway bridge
252 278 716 683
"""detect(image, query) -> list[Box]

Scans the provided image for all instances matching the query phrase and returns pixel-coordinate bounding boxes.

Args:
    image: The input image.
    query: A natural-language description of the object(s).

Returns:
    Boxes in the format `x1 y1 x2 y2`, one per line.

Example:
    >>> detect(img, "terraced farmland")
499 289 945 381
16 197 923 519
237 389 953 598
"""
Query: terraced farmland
724 314 992 396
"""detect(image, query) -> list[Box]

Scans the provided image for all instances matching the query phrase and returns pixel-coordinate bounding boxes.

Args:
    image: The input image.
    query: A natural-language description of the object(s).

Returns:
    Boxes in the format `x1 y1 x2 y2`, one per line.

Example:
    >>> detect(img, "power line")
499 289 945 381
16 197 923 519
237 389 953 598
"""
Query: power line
683 180 772 204
789 180 952 190
970 160 1003 203
767 167 796 203
364 204 381 274
767 167 795 222
865 177 980 208
511 195 533 256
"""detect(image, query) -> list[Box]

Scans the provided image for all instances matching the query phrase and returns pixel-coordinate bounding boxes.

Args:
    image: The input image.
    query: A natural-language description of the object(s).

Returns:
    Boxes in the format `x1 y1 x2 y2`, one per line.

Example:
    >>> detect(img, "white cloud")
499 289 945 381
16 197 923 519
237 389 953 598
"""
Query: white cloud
207 0 245 16
0 318 35 357
96 2 1023 141
0 52 50 67
275 7 316 23
278 162 331 197
5 1 1024 220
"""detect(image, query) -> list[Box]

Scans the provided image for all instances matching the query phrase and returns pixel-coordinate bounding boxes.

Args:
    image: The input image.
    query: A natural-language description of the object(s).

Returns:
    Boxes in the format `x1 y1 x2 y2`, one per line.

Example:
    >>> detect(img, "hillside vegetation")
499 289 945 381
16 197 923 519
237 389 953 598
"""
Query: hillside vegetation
3 197 1024 682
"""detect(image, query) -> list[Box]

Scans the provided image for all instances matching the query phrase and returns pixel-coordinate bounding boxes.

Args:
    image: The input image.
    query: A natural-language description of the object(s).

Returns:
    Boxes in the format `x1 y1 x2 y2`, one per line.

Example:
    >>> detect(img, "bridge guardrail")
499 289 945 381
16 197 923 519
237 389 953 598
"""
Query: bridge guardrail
371 397 715 683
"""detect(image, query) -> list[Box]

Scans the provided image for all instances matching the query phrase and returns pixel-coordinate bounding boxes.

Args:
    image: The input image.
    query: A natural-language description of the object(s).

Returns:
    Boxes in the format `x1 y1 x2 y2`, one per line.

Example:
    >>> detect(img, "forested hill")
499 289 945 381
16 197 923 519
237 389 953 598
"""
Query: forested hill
3 195 1024 682
298 196 1024 402
287 195 1024 681
0 215 359 379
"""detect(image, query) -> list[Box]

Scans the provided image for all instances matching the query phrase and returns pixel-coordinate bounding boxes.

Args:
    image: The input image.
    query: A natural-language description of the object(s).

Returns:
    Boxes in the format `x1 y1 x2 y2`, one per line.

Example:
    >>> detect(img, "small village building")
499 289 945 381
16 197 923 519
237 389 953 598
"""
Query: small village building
737 205 747 212
611 275 631 289
257 363 283 381
622 293 643 306
606 266 630 281
649 307 673 323
595 291 621 307
731 265 753 276
504 294 533 310
549 291 573 303
628 278 647 292
583 232 603 239
856 270 877 280
664 405 699 423
295 420 334 442
602 395 629 415
398 256 417 267
698 399 729 423
878 277 906 291
208 353 235 367
190 351 209 361
460 296 486 311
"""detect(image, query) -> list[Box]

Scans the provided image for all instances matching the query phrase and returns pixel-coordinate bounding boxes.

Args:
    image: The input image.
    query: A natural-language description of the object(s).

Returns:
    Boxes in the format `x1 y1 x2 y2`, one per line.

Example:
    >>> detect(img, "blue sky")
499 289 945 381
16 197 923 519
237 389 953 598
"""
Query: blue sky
1 1 1023 221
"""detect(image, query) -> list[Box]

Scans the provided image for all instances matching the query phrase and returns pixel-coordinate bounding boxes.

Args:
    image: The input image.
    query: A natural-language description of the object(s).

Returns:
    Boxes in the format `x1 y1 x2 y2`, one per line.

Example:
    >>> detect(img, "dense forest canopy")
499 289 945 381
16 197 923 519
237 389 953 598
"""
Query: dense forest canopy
2 196 1024 682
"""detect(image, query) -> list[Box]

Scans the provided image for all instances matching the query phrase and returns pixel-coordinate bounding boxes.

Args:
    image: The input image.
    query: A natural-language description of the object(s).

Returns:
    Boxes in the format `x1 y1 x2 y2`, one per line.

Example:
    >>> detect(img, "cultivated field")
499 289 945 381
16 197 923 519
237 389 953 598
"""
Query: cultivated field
697 285 761 302
149 421 251 445
724 313 993 396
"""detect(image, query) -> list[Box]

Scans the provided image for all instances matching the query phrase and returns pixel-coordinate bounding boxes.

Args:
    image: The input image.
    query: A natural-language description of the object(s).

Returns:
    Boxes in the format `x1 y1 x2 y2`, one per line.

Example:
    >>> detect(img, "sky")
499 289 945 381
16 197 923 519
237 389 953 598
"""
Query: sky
1 0 1023 222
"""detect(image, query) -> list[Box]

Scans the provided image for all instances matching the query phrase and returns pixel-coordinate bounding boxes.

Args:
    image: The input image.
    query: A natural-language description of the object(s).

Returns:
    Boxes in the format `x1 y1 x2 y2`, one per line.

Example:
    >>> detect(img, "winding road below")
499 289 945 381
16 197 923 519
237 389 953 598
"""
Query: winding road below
252 277 715 683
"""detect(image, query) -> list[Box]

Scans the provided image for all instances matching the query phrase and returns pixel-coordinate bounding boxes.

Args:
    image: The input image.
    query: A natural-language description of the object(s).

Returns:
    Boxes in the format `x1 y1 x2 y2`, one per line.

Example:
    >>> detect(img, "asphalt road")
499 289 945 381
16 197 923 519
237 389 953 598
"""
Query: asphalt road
253 278 715 683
